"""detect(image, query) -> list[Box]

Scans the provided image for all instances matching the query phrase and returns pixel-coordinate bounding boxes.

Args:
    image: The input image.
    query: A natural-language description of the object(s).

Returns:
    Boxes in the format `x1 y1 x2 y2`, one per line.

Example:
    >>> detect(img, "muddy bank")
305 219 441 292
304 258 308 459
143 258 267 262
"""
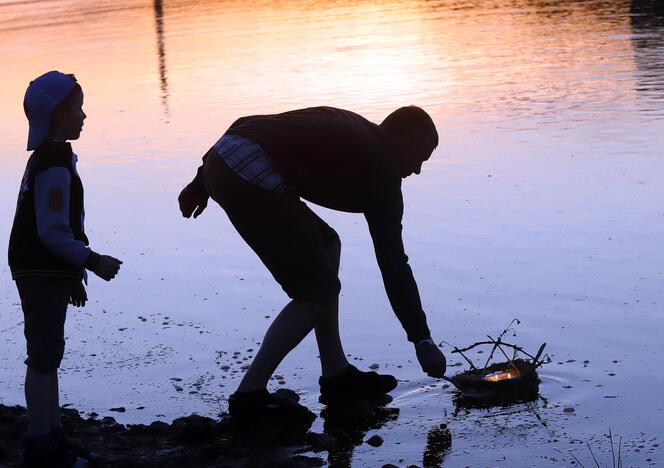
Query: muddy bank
0 403 324 467
0 394 448 467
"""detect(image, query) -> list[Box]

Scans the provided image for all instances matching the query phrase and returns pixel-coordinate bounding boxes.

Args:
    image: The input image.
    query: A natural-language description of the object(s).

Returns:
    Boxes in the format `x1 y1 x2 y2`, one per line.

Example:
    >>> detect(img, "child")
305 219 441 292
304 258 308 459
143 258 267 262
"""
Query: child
8 71 122 467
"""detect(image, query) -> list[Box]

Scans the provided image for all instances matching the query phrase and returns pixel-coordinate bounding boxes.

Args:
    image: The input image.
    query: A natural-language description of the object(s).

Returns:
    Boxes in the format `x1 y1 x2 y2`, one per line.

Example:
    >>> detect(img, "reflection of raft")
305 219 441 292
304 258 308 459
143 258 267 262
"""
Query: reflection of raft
443 336 549 402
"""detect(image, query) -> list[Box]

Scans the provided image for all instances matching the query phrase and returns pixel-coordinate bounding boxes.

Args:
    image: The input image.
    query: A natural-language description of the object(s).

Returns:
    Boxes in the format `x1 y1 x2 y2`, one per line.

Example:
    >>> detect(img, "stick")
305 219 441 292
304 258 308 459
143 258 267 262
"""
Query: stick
483 341 499 369
454 348 477 370
487 336 518 371
532 342 547 367
452 341 537 361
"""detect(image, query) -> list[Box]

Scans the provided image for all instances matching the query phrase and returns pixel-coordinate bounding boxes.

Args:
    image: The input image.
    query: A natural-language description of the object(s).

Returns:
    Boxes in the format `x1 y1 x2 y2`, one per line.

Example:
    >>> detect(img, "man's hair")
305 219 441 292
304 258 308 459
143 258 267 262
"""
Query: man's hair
380 106 438 150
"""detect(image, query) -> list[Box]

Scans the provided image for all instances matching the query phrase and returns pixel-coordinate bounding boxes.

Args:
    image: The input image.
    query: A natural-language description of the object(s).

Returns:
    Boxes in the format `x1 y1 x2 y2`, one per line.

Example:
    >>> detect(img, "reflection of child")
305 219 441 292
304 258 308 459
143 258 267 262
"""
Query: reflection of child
8 71 122 467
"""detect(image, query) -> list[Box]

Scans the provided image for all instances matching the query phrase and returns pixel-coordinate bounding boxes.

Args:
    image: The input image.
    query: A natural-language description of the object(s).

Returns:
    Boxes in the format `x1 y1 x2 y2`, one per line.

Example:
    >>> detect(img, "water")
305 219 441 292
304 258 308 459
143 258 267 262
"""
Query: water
1 0 663 466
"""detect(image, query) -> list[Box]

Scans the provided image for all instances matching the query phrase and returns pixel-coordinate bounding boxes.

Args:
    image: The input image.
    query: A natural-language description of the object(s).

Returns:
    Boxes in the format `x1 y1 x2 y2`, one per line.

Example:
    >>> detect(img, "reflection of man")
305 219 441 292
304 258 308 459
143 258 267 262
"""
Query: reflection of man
179 106 446 427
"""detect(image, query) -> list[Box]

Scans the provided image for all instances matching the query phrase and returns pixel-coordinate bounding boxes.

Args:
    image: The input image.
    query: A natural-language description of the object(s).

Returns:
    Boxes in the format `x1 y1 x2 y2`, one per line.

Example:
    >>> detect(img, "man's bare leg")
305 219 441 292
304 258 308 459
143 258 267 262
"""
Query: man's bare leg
237 298 327 392
315 297 350 378
314 234 349 378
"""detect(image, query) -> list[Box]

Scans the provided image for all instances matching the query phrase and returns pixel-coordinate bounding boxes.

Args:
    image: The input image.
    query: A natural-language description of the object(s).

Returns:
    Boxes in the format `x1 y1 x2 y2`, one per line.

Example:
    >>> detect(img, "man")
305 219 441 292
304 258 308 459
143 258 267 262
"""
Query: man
179 106 446 427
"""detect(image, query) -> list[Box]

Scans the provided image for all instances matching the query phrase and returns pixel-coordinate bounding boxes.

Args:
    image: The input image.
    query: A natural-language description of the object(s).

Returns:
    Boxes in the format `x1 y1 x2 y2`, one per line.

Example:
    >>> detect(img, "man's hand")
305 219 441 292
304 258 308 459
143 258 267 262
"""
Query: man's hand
70 282 87 307
178 183 208 219
416 338 446 378
92 255 122 281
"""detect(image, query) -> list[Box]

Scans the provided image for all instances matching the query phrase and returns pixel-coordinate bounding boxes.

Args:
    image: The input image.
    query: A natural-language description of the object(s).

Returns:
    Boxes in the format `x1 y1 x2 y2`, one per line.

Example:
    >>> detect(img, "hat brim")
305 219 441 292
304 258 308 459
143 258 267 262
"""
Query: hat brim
26 116 51 151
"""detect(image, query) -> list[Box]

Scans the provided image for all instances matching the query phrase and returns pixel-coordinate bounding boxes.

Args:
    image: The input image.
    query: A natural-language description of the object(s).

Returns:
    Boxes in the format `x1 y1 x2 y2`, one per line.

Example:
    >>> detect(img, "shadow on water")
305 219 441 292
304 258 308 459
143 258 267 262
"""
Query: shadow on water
153 0 170 119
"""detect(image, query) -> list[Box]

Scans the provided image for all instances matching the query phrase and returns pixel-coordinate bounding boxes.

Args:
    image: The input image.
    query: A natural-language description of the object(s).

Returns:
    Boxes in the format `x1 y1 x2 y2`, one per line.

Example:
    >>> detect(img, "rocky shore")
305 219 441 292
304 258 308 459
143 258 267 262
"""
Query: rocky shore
0 391 452 467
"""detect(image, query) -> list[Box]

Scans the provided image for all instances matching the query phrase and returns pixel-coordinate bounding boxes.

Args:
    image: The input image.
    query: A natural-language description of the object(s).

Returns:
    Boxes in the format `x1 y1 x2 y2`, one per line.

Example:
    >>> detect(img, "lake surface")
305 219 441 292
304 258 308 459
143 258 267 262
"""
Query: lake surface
1 0 663 466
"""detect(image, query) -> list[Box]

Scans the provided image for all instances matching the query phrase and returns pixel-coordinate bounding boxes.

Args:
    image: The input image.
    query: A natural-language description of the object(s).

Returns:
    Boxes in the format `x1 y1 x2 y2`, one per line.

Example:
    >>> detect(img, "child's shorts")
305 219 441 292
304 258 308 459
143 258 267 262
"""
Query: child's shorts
15 277 73 373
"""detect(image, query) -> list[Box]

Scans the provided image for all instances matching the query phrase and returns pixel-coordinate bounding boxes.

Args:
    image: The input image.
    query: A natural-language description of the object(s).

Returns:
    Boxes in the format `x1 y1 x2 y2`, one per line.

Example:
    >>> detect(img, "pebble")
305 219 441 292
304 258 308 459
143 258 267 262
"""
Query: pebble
366 435 384 447
563 406 575 414
369 363 380 370
109 407 126 413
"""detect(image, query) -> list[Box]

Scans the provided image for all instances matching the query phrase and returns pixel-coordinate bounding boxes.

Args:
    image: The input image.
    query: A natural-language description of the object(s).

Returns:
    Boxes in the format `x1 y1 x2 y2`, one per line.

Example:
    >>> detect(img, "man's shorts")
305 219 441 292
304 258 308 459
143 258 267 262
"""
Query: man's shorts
15 277 72 373
203 139 341 304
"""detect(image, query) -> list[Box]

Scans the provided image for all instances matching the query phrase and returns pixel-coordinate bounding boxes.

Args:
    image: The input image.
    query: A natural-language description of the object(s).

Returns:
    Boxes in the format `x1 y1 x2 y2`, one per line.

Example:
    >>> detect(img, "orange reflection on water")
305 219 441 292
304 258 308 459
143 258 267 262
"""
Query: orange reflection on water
0 0 640 165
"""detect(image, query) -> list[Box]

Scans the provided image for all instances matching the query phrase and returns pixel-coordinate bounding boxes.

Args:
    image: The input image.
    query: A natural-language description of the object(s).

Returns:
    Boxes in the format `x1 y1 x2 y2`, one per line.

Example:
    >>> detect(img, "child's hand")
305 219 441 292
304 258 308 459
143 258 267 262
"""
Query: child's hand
178 183 208 219
92 255 123 281
70 282 87 307
415 338 447 378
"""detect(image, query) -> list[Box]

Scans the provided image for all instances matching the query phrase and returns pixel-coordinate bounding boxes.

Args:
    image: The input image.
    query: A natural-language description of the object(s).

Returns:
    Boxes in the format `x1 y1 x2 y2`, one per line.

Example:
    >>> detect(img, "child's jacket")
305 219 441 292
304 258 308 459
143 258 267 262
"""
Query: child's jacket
8 141 96 281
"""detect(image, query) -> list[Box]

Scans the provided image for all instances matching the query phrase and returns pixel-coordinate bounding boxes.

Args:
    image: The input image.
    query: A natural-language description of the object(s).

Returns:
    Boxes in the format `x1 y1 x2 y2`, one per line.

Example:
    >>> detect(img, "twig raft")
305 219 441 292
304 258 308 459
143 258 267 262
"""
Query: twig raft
444 340 549 402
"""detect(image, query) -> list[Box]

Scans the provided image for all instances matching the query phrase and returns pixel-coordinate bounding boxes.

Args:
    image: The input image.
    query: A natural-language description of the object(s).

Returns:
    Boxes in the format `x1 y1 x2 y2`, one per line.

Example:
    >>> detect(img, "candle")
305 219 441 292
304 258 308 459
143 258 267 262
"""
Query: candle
484 368 520 382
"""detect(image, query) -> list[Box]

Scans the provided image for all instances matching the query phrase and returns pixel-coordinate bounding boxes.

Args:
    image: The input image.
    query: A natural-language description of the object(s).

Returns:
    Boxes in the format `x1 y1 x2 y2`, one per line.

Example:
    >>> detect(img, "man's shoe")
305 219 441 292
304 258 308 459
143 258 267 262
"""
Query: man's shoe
228 388 316 431
319 365 398 406
24 437 88 468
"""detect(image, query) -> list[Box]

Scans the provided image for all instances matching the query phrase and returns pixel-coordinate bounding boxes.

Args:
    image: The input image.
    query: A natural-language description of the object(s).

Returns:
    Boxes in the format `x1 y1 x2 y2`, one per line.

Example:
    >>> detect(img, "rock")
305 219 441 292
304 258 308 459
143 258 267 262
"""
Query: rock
148 421 170 434
274 388 300 403
382 464 399 468
286 455 325 467
563 406 575 413
306 432 336 451
258 425 288 442
109 407 126 413
328 400 376 424
371 394 393 406
369 363 380 370
172 414 217 441
61 407 81 419
366 434 384 447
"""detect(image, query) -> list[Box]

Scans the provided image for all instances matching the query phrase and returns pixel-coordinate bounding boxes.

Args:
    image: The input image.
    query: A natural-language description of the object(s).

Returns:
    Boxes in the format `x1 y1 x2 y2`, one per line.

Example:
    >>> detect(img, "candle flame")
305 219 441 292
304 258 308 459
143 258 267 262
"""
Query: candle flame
484 368 521 382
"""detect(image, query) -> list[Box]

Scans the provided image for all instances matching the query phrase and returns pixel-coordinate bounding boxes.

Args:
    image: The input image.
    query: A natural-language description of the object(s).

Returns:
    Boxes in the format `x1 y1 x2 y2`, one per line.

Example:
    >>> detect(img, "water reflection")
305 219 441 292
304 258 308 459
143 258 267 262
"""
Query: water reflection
153 0 170 118
321 397 400 467
318 397 452 467
422 424 452 468
2 0 664 149
630 0 664 98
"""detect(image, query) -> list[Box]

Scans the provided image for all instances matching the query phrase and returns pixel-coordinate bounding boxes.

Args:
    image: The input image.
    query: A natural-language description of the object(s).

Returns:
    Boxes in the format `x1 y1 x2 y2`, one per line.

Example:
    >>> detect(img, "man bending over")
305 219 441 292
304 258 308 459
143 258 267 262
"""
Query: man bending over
179 105 446 427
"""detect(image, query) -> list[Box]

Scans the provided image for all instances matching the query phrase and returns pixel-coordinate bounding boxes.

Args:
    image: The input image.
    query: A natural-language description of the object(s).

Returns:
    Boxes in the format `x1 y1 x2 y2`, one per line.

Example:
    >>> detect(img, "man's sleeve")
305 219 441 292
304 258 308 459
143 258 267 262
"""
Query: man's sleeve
34 167 92 268
364 186 431 343
189 147 216 196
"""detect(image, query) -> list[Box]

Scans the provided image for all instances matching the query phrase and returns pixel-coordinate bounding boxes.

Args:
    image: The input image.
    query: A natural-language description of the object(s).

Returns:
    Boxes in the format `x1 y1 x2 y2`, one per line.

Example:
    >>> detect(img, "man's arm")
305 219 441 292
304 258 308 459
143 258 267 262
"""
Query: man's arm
179 148 212 218
365 182 446 378
180 116 255 217
364 194 431 343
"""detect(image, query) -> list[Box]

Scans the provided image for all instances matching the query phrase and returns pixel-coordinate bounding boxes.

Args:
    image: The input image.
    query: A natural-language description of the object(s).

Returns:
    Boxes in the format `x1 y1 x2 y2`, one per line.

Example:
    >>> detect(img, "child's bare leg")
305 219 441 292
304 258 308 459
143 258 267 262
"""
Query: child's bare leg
237 298 326 392
49 371 62 431
314 297 350 378
24 367 53 435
